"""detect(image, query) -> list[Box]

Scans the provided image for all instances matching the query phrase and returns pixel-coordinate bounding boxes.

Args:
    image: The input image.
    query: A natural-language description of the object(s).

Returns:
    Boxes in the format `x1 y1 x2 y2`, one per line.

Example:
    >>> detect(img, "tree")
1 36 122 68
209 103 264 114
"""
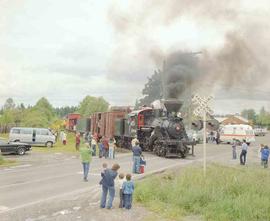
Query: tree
33 97 56 123
256 107 270 126
78 96 109 117
21 109 49 128
20 97 56 127
3 98 15 110
138 70 162 106
54 106 78 118
0 110 15 133
241 109 256 123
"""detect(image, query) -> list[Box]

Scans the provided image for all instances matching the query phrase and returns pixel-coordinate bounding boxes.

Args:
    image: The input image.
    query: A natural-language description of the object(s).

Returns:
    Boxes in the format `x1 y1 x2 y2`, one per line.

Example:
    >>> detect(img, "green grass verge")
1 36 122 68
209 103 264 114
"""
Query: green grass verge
33 132 79 153
0 133 9 139
1 132 79 153
0 155 17 167
134 164 270 221
0 132 130 154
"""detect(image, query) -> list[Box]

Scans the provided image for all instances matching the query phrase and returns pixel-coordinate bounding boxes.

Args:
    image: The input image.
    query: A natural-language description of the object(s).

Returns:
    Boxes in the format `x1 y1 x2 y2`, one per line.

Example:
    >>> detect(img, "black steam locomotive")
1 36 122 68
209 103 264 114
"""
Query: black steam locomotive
116 99 196 158
75 99 197 158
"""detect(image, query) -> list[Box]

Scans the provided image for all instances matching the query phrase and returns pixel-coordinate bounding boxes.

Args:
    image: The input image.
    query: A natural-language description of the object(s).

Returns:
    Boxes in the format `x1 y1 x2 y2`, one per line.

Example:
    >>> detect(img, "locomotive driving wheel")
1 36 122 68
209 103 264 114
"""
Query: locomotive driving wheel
160 147 167 157
153 140 163 157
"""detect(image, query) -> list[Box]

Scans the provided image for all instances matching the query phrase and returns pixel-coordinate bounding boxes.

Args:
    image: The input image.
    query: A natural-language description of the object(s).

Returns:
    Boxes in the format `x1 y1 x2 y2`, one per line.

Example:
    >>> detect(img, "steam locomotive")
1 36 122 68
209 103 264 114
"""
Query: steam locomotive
113 99 196 158
73 99 197 158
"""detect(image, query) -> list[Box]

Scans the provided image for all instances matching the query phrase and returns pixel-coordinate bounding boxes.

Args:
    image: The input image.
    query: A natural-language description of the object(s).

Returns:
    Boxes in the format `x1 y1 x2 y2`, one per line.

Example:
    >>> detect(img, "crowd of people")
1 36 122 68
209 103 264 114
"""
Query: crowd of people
231 139 270 168
77 135 145 210
76 130 270 211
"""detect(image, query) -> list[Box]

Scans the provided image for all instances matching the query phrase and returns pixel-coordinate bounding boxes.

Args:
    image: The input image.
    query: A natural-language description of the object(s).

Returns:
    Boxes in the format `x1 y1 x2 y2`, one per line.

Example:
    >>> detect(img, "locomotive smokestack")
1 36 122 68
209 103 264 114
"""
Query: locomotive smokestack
163 99 183 113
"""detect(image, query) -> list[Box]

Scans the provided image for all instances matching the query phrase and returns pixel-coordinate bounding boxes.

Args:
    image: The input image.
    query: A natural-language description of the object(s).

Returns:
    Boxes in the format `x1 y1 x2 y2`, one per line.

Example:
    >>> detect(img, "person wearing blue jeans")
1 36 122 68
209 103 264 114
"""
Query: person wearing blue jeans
122 174 134 209
108 138 115 159
100 163 120 209
132 141 142 173
79 143 92 182
133 156 141 173
101 186 115 209
82 162 90 180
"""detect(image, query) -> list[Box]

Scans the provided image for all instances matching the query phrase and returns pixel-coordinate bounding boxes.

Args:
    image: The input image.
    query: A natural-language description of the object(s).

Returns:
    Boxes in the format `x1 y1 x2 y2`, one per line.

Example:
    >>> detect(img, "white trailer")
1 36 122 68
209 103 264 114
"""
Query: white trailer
220 124 255 144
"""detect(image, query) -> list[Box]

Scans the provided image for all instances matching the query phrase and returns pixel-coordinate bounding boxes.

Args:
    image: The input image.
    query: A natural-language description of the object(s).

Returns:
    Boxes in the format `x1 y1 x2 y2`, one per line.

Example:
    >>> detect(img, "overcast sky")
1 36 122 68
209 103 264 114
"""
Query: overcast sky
0 0 269 114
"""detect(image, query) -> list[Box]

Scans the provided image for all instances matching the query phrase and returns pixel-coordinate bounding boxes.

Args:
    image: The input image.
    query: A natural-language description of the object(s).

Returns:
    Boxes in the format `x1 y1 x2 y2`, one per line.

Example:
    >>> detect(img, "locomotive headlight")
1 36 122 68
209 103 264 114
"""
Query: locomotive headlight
176 124 181 131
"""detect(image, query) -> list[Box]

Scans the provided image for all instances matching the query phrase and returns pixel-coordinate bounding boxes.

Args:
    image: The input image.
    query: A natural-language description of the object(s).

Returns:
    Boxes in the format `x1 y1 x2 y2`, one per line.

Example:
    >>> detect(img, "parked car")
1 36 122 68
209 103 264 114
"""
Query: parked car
0 139 31 155
254 127 267 136
9 127 56 147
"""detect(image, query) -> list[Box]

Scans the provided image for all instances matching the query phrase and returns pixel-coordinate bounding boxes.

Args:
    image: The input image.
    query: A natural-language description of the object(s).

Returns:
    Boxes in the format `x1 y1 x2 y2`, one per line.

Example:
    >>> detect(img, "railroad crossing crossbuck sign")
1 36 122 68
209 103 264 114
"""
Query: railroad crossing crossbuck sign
192 94 214 177
192 94 214 117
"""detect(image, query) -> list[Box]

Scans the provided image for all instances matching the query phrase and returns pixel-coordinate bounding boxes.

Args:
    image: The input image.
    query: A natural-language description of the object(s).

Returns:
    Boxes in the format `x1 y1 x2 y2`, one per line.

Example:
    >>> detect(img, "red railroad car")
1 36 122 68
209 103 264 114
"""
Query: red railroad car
66 113 81 131
91 110 128 138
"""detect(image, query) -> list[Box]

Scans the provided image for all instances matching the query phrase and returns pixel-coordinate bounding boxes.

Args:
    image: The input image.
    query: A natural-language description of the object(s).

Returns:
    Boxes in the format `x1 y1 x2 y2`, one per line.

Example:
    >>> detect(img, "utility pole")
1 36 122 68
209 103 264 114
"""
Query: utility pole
192 94 214 177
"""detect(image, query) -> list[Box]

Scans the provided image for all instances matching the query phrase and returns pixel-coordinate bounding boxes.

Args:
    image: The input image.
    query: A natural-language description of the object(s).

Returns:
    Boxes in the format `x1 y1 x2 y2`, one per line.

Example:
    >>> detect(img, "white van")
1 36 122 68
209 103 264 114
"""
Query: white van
220 124 255 144
9 127 56 147
254 127 267 136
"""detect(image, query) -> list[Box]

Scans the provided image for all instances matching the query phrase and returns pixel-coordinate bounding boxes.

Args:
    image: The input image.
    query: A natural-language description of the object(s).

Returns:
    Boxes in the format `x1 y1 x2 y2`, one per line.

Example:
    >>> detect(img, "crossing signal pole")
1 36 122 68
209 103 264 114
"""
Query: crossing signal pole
192 94 214 177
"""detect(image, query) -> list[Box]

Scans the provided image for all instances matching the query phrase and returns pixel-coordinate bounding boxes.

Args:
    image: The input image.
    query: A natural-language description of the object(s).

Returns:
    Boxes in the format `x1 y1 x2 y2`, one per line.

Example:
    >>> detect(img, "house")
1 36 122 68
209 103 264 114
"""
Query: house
215 115 249 125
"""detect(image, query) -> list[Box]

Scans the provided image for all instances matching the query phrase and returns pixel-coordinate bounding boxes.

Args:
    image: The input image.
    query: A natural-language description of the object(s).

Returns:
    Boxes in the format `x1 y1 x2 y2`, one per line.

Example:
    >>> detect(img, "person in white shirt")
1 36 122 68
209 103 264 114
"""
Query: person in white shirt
240 140 248 165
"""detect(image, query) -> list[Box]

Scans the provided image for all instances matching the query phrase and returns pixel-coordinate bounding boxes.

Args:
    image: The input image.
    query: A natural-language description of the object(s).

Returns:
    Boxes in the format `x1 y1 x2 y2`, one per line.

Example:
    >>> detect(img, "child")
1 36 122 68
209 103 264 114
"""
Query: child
118 173 125 208
62 132 67 145
232 139 237 159
108 138 114 159
122 174 135 209
99 163 108 185
261 145 270 168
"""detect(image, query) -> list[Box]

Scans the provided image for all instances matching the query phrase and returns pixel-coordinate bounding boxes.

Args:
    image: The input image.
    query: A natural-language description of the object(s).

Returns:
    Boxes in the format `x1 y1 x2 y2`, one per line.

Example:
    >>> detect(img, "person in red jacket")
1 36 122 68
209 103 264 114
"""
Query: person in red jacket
75 132 81 151
102 136 109 158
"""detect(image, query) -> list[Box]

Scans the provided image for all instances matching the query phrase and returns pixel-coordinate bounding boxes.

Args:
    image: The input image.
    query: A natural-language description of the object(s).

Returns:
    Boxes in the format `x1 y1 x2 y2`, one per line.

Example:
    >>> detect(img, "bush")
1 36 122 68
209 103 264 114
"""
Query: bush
134 164 270 221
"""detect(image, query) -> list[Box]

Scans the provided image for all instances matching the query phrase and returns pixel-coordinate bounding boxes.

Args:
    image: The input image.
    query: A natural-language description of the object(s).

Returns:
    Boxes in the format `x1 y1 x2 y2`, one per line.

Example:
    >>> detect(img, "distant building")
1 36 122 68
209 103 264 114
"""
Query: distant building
215 115 249 125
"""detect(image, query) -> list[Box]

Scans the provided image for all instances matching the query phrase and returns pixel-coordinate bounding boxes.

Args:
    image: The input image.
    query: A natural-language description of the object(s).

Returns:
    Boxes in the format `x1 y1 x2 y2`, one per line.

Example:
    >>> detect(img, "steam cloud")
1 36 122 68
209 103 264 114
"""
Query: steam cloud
164 52 199 99
107 0 270 101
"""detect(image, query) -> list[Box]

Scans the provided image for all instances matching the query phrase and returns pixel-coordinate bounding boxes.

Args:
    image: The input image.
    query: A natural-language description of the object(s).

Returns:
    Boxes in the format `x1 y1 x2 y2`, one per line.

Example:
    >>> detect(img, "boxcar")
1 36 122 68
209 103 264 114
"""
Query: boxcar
91 111 128 139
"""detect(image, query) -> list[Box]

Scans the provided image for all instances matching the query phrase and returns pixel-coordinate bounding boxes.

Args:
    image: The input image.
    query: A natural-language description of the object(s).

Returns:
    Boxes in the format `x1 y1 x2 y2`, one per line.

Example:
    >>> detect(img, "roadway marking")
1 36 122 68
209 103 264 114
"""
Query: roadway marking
0 151 232 214
0 152 134 175
10 164 32 169
0 206 9 212
76 172 101 176
0 185 100 214
0 156 160 189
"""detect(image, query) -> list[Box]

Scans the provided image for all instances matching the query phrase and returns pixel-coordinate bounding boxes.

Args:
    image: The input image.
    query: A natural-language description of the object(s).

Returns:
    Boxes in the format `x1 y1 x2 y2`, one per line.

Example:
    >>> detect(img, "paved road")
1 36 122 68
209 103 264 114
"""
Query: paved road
0 134 268 221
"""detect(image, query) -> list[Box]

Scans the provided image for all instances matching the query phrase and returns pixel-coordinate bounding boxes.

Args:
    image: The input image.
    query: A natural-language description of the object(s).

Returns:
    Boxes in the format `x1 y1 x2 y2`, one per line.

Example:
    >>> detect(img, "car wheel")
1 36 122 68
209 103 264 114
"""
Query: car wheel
46 141 53 148
17 147 26 155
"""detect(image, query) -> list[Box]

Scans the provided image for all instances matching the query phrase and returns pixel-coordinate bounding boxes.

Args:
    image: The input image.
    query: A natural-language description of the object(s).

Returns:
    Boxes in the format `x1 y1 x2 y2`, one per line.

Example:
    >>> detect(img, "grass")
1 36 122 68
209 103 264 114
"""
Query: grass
134 164 270 221
33 132 79 153
0 133 9 139
1 132 129 154
0 155 17 167
1 132 79 153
